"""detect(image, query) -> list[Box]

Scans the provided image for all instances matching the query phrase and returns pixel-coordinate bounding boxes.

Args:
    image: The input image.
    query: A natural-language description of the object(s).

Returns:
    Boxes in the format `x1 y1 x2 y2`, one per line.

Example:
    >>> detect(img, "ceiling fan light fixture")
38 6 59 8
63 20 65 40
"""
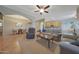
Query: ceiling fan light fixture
35 5 50 15
40 9 44 13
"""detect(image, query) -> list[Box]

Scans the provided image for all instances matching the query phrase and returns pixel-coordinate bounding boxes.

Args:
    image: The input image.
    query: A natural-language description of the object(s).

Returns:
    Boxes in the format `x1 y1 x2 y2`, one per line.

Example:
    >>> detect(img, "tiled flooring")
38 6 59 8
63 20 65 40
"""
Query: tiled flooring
0 34 60 54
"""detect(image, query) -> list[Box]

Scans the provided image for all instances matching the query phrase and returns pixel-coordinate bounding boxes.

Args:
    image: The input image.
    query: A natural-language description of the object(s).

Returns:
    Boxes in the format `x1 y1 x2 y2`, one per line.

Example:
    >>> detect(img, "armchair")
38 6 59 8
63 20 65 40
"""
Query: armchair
26 28 35 39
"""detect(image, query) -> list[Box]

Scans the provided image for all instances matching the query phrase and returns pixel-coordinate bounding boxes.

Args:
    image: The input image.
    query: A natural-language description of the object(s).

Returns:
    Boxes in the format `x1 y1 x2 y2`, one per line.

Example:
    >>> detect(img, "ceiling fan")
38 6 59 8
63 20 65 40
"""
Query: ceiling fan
34 5 50 15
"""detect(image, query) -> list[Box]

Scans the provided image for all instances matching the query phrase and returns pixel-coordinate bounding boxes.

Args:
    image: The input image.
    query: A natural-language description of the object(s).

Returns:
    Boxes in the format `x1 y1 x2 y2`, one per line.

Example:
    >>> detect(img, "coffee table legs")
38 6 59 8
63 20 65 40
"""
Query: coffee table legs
48 40 51 48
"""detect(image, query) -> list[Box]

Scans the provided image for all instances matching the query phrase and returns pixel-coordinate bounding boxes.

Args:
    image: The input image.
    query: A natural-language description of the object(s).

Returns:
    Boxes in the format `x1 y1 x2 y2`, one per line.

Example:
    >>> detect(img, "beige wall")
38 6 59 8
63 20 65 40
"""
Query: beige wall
3 15 31 36
35 21 40 32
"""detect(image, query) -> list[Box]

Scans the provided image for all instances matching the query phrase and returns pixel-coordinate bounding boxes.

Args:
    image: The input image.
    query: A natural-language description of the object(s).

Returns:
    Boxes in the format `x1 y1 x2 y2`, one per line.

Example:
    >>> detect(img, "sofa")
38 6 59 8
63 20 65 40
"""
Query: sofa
60 41 79 54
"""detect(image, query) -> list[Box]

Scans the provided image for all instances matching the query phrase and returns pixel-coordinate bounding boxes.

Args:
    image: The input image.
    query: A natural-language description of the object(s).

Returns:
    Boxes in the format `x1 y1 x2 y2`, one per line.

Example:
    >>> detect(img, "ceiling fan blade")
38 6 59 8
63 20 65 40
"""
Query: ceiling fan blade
44 11 48 13
36 5 40 9
44 5 50 9
34 10 39 12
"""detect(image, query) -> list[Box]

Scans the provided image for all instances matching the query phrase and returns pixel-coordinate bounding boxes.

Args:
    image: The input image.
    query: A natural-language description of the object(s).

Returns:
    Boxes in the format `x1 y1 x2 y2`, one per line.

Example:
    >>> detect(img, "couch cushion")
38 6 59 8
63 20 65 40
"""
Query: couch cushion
60 42 79 54
71 41 79 46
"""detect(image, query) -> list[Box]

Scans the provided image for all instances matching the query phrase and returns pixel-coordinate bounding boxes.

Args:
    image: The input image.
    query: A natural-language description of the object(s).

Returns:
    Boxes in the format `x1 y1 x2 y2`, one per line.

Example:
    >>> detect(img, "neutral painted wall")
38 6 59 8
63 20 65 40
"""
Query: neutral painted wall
3 15 31 36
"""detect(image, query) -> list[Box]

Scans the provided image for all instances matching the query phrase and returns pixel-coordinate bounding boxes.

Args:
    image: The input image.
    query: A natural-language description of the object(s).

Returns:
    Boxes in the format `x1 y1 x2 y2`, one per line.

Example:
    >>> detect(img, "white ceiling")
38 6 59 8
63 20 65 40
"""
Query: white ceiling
0 5 79 21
